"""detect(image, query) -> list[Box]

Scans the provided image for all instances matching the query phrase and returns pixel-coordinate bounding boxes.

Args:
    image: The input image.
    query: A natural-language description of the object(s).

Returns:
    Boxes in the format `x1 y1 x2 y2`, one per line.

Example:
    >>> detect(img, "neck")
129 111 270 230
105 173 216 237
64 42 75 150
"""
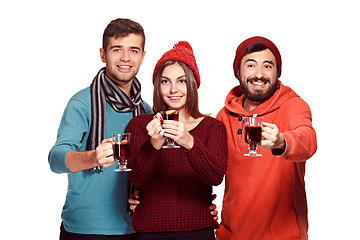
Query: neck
106 72 133 96
180 109 201 122
115 81 133 97
243 98 261 113
179 110 204 132
179 109 191 122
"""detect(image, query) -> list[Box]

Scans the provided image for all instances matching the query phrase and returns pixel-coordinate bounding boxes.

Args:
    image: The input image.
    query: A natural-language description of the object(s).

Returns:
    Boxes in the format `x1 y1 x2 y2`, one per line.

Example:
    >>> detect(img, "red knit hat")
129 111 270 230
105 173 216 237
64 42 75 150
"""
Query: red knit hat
153 41 200 88
233 36 282 78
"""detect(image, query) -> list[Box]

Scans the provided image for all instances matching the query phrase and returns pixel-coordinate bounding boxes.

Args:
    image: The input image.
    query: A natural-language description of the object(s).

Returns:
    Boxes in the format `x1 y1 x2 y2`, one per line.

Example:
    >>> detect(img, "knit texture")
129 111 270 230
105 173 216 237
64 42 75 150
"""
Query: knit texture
153 41 201 88
126 114 228 232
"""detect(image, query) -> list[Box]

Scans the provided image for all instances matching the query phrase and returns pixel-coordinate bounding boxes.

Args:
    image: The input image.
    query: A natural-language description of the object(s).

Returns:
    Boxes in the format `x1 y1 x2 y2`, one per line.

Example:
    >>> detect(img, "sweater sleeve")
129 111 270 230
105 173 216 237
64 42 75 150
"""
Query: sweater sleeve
186 119 228 186
48 95 90 173
126 115 161 187
275 98 317 161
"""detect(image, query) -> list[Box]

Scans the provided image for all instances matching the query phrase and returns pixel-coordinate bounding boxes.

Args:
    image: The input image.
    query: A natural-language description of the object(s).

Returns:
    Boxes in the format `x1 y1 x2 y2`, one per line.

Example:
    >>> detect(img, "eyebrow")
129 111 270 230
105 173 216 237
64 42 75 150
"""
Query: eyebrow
160 75 186 80
245 58 274 65
109 45 142 51
264 60 275 65
245 58 257 63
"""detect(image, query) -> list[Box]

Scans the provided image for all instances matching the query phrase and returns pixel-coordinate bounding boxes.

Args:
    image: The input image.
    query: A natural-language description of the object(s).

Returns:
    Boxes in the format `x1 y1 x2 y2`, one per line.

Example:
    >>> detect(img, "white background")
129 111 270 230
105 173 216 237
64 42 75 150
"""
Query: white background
1 0 359 239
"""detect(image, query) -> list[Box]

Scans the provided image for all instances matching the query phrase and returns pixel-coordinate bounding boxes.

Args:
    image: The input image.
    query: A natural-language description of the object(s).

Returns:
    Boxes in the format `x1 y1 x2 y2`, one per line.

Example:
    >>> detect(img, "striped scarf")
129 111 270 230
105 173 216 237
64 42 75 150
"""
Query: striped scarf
86 67 146 171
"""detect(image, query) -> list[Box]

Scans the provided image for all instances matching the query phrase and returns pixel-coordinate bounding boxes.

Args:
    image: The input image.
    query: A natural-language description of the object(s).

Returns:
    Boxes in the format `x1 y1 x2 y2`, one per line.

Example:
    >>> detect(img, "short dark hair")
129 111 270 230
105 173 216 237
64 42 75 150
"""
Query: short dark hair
102 18 145 52
244 40 268 55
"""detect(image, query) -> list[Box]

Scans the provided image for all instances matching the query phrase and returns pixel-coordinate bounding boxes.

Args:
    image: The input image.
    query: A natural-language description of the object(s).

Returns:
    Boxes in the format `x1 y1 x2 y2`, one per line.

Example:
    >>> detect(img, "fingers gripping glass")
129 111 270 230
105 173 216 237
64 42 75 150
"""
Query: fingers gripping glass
244 116 263 157
160 110 180 149
112 133 132 172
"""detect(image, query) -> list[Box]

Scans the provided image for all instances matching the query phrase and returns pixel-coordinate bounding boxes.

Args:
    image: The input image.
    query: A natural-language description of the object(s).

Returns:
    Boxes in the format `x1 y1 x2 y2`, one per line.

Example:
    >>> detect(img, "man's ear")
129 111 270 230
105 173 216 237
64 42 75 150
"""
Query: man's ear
99 48 106 63
236 69 240 80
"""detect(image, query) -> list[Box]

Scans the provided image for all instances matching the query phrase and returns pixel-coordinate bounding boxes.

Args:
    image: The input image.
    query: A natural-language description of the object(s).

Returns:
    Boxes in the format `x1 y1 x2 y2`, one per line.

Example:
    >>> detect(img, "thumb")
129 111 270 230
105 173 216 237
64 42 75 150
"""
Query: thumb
102 138 113 143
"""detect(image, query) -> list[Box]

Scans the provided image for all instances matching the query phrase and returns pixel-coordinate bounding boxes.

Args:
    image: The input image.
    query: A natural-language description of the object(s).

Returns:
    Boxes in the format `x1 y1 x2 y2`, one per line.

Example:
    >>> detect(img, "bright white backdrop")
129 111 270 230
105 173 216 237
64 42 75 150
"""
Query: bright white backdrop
1 0 359 239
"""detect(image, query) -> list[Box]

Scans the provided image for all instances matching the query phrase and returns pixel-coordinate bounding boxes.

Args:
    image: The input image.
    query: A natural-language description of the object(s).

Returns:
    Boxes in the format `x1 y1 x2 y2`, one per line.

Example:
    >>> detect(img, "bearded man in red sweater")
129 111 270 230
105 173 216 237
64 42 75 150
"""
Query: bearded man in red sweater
216 36 317 240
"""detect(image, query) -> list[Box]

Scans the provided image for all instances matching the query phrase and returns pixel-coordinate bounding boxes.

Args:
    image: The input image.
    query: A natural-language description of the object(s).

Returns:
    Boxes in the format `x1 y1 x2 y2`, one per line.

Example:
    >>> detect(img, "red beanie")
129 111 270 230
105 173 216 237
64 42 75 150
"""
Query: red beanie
153 41 200 88
233 36 282 78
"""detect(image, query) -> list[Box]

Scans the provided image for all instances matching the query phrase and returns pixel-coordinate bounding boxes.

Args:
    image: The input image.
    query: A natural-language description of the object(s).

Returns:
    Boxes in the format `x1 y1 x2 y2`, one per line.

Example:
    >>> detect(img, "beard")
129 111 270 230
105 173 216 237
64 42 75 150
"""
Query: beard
239 77 279 103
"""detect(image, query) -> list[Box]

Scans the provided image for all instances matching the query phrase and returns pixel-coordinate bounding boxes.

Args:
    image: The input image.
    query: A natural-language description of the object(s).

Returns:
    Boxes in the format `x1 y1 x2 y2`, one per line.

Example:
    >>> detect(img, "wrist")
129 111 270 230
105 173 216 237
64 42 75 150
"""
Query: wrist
66 150 98 173
183 136 194 150
276 133 286 150
272 134 286 156
150 138 164 150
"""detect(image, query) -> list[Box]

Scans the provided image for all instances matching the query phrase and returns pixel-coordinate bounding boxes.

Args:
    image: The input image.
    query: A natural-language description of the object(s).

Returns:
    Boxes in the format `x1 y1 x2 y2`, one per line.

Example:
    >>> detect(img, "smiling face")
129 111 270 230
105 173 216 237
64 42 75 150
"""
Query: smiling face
160 63 187 111
100 33 145 91
239 49 278 102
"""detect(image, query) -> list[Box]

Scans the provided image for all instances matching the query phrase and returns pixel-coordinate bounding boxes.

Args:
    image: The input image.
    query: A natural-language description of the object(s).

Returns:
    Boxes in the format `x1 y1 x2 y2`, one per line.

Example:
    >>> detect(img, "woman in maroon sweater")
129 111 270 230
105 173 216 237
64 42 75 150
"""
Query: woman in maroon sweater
126 41 228 240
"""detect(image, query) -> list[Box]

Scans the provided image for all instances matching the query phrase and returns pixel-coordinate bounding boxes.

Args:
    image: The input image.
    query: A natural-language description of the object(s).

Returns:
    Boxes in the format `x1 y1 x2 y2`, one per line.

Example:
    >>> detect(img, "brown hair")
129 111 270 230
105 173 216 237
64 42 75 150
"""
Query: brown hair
152 61 207 119
102 18 145 52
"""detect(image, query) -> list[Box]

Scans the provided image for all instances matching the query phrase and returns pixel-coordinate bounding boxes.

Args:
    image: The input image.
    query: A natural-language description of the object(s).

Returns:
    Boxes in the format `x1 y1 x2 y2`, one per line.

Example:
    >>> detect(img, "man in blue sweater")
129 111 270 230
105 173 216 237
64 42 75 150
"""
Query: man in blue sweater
48 18 151 240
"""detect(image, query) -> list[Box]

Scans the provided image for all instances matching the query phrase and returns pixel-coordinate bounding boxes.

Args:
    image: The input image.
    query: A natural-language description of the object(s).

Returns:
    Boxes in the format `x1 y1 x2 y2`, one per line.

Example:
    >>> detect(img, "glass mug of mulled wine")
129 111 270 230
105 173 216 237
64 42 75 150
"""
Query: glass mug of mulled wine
244 116 263 156
112 133 132 172
160 110 180 148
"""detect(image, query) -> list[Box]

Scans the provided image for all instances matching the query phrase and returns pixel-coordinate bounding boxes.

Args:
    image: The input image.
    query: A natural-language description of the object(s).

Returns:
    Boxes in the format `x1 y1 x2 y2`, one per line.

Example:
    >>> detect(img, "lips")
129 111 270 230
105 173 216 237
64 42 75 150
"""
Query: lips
117 65 132 72
247 77 270 88
168 96 182 101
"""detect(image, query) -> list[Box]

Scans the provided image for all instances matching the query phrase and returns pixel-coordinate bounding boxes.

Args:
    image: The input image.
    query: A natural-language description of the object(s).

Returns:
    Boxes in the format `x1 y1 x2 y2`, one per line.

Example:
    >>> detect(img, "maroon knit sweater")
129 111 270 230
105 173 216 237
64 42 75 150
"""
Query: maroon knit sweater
126 114 228 233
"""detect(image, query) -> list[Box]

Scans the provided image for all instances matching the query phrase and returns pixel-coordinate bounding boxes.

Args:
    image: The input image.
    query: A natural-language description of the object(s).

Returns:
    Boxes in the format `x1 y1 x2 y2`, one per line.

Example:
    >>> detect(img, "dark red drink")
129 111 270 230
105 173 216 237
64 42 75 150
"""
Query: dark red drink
166 110 179 121
114 143 121 160
114 140 130 161
160 110 180 148
245 126 262 145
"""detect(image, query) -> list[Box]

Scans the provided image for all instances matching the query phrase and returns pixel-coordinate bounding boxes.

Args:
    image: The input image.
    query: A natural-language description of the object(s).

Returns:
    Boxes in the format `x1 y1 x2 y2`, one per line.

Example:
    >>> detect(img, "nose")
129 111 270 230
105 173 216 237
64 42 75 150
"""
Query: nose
170 82 178 93
120 50 130 62
254 66 264 79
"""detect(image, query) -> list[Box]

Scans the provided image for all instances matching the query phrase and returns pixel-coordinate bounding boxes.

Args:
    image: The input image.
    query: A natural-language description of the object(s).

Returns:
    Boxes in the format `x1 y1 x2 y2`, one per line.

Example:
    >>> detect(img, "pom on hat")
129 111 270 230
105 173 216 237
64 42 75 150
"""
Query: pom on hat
233 36 282 79
153 41 200 88
174 41 193 51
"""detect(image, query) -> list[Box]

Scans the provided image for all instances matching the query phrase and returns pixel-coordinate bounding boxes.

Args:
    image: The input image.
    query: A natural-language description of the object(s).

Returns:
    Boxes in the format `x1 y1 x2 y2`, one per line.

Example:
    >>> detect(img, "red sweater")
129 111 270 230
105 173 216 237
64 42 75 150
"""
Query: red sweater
126 114 228 233
216 81 317 240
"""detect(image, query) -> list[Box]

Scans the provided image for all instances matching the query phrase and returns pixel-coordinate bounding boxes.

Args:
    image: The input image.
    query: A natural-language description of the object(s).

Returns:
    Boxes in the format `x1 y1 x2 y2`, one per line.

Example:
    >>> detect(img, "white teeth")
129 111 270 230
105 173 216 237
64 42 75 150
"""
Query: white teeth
253 82 265 86
119 66 130 69
170 97 181 100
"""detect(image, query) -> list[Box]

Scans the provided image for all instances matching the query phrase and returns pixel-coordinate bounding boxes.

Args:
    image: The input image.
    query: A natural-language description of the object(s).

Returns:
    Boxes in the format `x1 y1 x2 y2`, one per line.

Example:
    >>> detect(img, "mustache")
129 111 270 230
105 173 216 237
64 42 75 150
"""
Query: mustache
247 77 270 83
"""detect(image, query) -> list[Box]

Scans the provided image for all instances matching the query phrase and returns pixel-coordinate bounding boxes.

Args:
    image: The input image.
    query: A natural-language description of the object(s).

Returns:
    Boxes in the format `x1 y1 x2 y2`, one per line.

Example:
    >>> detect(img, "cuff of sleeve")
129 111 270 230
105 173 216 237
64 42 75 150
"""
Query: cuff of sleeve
48 146 72 174
272 132 292 158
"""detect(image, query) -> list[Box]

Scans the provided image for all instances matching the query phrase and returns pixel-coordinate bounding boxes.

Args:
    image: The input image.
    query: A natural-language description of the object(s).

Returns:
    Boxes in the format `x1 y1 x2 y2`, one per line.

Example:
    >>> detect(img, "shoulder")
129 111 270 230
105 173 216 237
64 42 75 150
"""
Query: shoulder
216 107 233 121
282 93 312 114
202 116 226 131
142 100 153 114
68 87 91 107
61 87 91 117
279 84 309 107
127 113 153 129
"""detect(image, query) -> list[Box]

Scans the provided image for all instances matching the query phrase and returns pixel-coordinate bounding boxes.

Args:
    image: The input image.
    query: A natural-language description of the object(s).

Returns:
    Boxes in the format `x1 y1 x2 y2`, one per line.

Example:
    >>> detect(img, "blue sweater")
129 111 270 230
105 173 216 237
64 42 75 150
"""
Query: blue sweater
48 87 152 235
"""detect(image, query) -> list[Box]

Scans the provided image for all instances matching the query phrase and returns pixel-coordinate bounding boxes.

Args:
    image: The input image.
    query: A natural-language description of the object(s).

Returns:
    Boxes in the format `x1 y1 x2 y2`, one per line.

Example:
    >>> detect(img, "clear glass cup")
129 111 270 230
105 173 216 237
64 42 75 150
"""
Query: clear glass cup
112 133 132 172
243 116 263 156
160 110 180 149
